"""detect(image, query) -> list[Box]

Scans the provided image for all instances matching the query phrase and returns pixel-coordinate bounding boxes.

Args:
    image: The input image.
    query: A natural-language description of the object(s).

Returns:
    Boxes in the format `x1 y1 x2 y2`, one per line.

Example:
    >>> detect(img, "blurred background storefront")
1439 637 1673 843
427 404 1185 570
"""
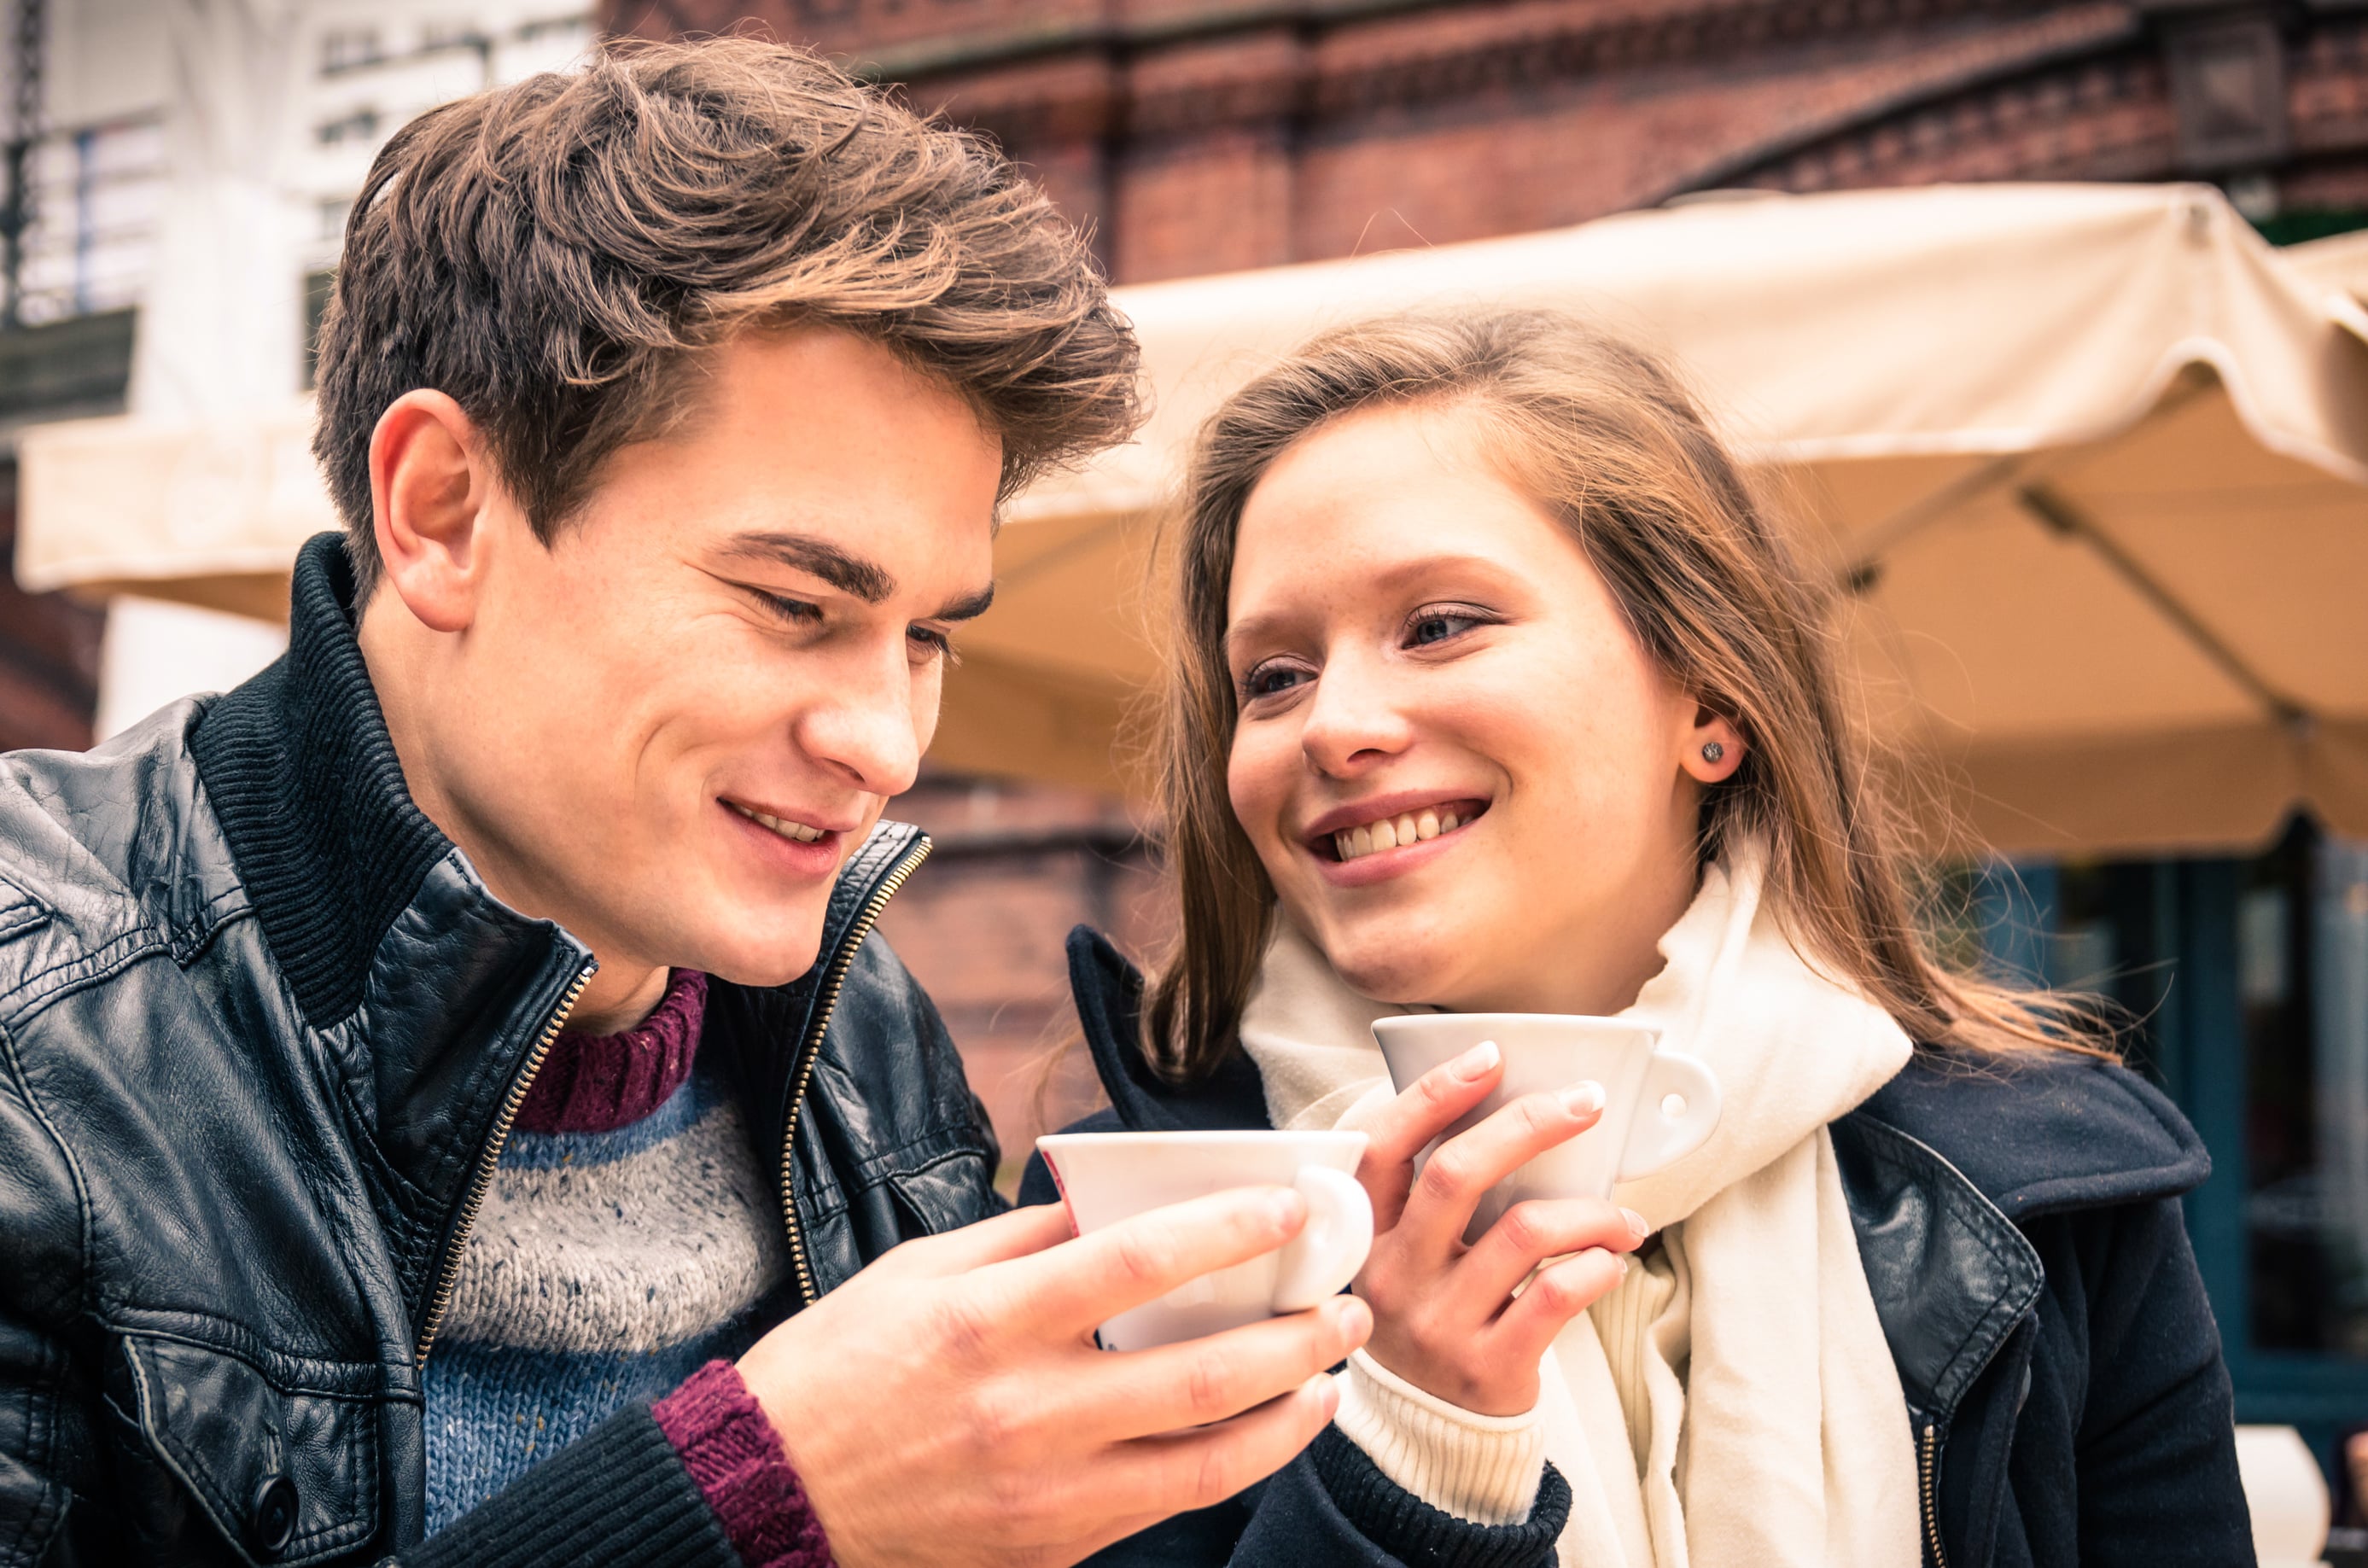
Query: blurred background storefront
6 0 2368 1502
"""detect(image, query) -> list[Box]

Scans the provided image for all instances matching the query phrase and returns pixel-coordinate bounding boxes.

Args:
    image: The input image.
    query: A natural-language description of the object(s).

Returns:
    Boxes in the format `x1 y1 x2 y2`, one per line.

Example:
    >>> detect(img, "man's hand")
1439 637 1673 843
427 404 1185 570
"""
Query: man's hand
738 1187 1374 1568
1350 1040 1646 1415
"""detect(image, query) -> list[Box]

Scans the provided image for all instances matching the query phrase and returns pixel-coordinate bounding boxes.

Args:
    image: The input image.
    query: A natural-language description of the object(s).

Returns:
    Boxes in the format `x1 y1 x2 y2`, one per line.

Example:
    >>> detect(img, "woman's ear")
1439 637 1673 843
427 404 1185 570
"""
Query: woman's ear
367 389 493 634
1680 703 1747 784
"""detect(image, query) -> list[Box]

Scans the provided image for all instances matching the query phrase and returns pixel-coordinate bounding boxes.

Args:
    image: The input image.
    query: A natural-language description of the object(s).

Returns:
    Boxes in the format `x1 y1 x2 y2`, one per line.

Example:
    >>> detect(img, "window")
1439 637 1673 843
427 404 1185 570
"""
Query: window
315 108 382 148
320 28 383 74
2244 820 2368 1358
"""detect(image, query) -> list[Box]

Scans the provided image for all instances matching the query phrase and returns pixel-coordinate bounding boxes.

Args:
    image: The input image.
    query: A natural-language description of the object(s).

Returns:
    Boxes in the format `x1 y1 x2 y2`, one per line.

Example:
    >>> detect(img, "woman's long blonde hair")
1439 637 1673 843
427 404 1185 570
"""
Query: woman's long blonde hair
1140 308 2108 1082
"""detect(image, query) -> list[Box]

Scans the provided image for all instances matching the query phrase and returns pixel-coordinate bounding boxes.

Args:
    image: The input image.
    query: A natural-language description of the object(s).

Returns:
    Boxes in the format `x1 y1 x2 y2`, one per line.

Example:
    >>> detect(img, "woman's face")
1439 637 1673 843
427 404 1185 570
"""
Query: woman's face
1223 403 1739 1012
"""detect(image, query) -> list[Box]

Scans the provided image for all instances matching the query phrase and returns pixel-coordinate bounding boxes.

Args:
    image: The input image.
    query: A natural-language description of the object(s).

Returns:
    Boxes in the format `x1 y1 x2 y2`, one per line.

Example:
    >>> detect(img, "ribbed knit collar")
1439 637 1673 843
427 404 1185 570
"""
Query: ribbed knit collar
188 533 475 1028
515 970 710 1134
187 532 596 1317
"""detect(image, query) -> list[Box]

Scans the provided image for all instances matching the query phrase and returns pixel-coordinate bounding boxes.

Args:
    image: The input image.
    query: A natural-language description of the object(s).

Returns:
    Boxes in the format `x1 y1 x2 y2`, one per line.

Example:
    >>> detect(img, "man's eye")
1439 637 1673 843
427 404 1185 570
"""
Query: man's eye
752 590 823 626
909 626 959 664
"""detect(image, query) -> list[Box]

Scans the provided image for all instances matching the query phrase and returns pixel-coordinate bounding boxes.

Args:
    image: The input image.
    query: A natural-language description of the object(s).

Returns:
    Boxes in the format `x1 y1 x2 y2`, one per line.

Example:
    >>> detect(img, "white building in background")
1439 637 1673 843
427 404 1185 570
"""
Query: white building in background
3 0 592 737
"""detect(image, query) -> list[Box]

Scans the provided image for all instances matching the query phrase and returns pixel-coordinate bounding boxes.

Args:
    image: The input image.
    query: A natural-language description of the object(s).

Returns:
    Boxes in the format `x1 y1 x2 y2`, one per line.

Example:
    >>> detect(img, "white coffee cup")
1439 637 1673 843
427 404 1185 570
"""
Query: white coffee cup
1035 1130 1374 1352
1372 1014 1720 1238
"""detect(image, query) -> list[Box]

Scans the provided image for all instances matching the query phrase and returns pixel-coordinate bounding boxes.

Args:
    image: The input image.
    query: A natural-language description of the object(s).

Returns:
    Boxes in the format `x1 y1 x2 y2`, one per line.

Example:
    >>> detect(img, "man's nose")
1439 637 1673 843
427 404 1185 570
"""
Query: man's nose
795 637 924 798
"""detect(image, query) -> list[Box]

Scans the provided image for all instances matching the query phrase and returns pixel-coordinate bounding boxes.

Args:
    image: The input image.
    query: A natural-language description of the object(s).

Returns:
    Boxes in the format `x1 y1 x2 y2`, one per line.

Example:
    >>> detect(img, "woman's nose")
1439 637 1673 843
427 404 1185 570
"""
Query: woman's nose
1298 656 1414 775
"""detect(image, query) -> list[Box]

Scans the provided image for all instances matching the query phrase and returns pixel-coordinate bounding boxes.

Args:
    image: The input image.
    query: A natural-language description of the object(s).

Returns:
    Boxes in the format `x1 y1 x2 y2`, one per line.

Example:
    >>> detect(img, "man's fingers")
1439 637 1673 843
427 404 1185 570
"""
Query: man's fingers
1059 1295 1373 1442
990 1185 1310 1336
1097 1374 1341 1524
879 1202 1076 1280
1396 1083 1606 1256
1491 1247 1627 1354
1461 1198 1646 1305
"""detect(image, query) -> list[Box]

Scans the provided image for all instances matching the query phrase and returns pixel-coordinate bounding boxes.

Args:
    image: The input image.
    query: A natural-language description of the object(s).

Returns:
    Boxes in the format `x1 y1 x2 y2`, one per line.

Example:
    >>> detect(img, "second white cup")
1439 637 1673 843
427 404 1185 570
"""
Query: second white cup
1372 1013 1721 1239
1035 1129 1374 1352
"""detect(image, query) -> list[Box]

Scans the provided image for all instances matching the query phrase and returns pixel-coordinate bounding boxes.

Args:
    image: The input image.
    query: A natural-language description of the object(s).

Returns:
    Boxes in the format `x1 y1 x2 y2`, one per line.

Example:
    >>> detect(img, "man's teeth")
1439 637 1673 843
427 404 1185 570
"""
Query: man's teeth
729 802 826 843
1333 808 1462 863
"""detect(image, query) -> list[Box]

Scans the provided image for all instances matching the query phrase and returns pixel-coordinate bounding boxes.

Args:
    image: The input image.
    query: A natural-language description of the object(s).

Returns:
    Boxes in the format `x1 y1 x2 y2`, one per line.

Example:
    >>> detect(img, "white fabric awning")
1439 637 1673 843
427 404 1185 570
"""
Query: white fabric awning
15 399 327 621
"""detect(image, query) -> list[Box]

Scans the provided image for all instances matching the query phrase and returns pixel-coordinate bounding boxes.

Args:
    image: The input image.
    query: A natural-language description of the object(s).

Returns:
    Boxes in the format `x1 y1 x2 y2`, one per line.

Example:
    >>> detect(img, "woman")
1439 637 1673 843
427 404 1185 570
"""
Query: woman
1022 310 2248 1567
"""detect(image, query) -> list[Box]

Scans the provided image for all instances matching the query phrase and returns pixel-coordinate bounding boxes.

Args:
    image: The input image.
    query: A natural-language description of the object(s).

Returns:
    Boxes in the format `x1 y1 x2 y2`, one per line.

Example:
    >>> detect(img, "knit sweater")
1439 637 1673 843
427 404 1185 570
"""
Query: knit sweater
423 969 831 1566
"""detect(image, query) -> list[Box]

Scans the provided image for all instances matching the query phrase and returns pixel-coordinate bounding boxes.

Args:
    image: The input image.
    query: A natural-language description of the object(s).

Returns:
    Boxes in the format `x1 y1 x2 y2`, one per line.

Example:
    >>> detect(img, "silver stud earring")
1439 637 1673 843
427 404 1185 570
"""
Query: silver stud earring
1700 742 1725 765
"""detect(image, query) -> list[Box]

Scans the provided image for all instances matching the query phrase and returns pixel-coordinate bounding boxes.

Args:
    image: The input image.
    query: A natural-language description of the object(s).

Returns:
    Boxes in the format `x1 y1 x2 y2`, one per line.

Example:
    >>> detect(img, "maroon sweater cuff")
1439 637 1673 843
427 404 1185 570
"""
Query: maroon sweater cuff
652 1361 835 1568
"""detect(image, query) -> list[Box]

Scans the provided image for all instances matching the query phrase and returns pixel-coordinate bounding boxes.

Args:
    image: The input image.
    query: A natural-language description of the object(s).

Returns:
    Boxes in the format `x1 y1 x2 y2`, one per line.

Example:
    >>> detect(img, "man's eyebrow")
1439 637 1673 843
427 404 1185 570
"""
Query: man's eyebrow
720 530 895 605
935 584 996 623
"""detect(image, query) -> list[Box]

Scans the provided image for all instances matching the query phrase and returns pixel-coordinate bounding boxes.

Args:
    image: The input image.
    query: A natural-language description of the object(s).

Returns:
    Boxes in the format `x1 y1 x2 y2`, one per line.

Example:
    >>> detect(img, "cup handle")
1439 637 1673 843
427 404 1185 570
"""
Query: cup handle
1270 1165 1374 1312
1617 1051 1722 1181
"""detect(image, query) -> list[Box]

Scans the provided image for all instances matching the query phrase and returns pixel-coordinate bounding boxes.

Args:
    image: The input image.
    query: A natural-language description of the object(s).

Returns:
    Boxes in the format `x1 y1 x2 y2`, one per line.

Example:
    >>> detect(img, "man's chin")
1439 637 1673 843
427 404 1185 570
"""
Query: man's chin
674 917 830 990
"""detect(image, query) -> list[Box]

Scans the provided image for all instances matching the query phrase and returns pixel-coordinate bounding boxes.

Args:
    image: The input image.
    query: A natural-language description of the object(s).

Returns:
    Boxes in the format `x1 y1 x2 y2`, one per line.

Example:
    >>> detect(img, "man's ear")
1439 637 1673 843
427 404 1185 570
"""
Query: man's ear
368 391 493 634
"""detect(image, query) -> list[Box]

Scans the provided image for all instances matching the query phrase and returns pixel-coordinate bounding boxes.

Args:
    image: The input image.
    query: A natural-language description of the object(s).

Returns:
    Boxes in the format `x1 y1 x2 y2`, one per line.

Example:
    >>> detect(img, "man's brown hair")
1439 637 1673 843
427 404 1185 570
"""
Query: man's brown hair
313 37 1140 595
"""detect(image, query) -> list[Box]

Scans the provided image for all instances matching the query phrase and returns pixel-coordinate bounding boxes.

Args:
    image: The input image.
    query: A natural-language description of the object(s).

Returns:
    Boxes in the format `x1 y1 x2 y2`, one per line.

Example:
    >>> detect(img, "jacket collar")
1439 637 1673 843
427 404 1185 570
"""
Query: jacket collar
1069 926 1269 1133
1833 1045 2209 1428
190 535 597 1318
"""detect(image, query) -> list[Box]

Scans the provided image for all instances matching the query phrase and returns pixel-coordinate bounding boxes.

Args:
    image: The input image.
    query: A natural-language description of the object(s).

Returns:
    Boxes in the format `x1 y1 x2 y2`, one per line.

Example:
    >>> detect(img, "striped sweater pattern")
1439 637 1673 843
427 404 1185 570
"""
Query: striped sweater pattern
422 970 797 1532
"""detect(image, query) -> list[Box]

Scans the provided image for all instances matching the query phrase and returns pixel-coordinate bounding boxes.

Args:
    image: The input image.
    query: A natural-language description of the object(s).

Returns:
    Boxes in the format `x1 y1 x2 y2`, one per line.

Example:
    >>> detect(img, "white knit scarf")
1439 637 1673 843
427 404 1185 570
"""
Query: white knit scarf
1239 849 1922 1566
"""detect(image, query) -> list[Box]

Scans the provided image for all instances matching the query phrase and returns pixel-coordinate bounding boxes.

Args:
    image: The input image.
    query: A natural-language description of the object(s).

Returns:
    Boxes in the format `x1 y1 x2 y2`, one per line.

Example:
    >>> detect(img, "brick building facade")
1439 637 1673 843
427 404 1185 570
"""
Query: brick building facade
609 0 2368 283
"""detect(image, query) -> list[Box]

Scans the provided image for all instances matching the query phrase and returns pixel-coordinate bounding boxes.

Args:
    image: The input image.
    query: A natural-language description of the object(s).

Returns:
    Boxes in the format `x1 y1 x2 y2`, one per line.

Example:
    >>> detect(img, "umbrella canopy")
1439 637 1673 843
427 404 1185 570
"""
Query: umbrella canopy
933 183 2368 856
16 184 2367 855
2286 226 2368 308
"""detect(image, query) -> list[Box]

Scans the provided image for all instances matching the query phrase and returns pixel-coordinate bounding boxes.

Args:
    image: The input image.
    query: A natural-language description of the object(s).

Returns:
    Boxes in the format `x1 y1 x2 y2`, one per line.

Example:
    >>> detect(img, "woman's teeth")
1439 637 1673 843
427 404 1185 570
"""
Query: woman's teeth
1333 807 1462 863
729 802 827 843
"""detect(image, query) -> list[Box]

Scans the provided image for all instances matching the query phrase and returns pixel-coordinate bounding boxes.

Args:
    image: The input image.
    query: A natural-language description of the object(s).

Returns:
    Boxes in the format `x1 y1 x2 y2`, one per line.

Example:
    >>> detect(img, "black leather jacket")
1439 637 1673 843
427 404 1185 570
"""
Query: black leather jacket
1027 928 2257 1568
0 536 1001 1566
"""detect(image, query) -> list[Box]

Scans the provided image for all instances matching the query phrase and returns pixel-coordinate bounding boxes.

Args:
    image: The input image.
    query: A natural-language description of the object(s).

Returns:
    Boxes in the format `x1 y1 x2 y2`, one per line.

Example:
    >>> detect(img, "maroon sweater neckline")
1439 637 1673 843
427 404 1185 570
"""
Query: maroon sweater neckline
511 969 709 1134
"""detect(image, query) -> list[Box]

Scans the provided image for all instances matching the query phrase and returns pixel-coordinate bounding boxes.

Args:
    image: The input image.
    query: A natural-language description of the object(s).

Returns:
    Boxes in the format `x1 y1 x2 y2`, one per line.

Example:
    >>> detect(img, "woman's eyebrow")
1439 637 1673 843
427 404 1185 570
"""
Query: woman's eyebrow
1224 551 1517 651
720 529 895 604
1223 610 1292 656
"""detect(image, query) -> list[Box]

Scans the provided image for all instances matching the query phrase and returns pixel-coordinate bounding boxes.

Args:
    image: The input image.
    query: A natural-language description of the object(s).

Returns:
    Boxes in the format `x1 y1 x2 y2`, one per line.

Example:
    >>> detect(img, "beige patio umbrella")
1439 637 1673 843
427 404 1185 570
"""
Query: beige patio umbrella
930 182 2368 857
2286 226 2368 309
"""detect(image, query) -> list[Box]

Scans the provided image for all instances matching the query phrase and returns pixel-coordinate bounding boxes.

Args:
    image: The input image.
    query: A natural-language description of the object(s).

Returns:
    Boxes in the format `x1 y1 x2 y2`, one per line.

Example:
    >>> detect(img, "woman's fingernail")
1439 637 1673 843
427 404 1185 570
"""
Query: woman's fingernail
1455 1040 1502 1078
1618 1255 1632 1280
1333 1295 1374 1343
1269 1188 1307 1229
1621 1207 1650 1242
1561 1081 1606 1116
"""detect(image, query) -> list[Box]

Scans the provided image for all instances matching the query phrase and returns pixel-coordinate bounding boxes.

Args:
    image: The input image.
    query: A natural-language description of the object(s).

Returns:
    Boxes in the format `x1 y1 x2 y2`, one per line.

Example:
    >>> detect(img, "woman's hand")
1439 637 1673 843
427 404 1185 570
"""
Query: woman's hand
1350 1040 1648 1415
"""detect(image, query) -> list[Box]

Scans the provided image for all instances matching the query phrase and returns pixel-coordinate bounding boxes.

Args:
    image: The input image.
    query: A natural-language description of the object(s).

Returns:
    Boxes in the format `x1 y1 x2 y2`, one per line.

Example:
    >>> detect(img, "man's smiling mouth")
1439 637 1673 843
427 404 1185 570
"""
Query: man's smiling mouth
726 800 831 843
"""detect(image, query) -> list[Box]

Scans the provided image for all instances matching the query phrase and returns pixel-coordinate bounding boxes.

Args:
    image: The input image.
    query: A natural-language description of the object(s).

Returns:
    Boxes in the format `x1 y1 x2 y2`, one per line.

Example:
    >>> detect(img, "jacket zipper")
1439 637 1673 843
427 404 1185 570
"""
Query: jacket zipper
412 961 597 1367
1920 1419 1949 1568
780 835 933 1306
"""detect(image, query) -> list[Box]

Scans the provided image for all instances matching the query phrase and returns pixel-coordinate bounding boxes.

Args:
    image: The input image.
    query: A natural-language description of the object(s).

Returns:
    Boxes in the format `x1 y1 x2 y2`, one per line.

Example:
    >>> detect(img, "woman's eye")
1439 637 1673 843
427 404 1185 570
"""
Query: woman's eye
1239 664 1309 702
1408 610 1483 647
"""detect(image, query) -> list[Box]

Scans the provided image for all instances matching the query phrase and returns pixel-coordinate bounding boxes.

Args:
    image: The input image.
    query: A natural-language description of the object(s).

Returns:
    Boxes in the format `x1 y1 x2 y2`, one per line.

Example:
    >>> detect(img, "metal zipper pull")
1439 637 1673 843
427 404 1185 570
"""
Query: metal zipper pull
779 834 933 1306
413 960 597 1366
1920 1419 1949 1568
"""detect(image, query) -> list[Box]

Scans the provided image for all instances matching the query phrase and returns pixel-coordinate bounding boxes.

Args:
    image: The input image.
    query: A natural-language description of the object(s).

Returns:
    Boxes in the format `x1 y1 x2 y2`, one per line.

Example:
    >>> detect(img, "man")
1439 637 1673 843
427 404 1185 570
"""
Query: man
0 40 1372 1567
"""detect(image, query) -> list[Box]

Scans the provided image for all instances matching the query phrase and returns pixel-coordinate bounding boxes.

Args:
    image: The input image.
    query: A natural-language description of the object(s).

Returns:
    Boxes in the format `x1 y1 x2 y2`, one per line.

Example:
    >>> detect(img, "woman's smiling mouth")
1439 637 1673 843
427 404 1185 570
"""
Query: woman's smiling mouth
1306 796 1490 865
